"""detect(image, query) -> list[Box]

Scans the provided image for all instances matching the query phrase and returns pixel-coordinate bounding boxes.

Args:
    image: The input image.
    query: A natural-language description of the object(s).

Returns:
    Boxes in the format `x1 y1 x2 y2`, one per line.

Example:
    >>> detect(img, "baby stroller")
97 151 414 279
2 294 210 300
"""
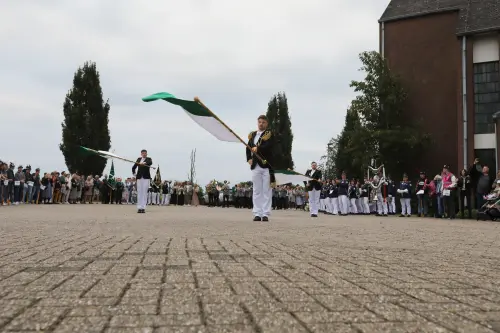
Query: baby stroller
477 193 499 221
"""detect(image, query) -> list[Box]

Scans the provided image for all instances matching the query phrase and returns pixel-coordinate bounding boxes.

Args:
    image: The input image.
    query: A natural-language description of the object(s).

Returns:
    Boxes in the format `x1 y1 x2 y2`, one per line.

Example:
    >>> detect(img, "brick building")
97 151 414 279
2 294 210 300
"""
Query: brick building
379 0 500 176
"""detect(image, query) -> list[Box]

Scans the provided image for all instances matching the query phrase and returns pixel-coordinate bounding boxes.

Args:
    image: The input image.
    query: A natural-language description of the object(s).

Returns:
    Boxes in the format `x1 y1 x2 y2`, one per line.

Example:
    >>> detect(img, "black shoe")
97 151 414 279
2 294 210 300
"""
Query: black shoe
399 214 404 217
407 214 411 217
253 216 261 221
311 214 318 217
262 216 269 222
137 209 142 213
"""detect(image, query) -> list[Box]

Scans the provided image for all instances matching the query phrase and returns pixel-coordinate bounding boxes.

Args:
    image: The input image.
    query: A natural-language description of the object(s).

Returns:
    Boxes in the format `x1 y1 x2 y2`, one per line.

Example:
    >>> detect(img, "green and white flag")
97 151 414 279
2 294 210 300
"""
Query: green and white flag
142 92 240 143
274 170 312 185
108 160 116 187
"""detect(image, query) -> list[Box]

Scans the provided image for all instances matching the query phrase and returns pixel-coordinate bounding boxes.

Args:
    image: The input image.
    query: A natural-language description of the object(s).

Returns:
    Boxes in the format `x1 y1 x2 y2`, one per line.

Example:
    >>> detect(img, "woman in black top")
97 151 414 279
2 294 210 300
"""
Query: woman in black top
457 169 471 219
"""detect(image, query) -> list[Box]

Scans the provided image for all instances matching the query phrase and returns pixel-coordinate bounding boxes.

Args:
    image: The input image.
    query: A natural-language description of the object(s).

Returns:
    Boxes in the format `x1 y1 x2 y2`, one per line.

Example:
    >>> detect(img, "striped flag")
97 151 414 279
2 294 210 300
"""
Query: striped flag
142 92 240 142
274 170 311 185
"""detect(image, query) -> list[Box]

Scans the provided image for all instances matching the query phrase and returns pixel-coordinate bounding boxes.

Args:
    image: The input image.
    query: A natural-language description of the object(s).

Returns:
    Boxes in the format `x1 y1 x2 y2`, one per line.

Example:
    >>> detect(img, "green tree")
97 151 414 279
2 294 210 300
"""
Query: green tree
333 108 371 179
265 92 294 170
60 61 111 176
349 51 430 176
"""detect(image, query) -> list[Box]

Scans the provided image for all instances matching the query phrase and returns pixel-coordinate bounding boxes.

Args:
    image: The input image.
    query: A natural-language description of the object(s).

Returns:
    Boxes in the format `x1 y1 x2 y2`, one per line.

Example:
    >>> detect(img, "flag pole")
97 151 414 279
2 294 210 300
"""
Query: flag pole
193 97 270 165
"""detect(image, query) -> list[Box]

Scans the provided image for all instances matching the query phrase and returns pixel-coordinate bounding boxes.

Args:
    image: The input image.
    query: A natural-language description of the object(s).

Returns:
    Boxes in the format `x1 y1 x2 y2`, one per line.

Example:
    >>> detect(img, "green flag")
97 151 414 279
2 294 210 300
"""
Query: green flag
108 160 116 186
142 92 240 143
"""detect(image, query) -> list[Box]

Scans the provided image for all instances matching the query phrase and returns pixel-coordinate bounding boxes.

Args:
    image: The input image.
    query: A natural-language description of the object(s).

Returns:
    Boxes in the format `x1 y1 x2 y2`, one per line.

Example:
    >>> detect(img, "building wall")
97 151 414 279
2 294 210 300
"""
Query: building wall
382 11 461 175
472 34 500 174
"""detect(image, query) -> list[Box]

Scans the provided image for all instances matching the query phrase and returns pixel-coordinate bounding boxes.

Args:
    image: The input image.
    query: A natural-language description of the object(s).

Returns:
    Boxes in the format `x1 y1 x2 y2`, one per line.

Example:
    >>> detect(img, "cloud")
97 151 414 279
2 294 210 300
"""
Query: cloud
0 0 388 184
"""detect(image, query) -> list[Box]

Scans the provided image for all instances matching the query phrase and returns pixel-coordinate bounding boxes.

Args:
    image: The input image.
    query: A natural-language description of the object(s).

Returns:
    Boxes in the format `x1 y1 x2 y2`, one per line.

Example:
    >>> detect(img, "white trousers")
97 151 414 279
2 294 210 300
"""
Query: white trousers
339 195 349 215
376 193 388 215
325 197 332 213
320 198 325 211
148 192 159 205
161 194 170 205
252 166 272 217
308 189 320 215
400 198 411 215
350 198 358 214
362 197 370 214
331 197 339 215
387 196 396 213
136 178 149 210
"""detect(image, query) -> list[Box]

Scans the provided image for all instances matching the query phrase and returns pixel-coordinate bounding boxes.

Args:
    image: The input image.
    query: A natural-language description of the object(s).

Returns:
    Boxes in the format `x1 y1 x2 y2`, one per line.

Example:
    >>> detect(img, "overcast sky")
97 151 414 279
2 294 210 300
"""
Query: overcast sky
1 0 388 185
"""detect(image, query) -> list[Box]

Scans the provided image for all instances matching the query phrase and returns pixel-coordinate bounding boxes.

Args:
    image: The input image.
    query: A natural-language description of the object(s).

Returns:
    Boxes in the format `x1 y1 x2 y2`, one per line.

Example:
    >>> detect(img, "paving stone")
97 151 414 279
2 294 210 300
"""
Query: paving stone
52 316 109 333
2 205 500 333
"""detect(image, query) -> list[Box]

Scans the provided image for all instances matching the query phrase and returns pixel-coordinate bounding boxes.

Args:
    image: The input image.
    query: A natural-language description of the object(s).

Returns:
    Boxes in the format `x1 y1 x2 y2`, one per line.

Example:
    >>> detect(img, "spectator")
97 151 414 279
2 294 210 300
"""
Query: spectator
84 176 94 203
14 166 25 205
441 165 457 219
457 169 472 219
469 158 493 210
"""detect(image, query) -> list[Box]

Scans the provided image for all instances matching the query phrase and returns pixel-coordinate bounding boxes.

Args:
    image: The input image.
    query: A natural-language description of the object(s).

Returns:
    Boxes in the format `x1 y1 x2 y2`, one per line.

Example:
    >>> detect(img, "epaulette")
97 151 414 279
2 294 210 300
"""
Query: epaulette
248 131 256 140
261 130 272 141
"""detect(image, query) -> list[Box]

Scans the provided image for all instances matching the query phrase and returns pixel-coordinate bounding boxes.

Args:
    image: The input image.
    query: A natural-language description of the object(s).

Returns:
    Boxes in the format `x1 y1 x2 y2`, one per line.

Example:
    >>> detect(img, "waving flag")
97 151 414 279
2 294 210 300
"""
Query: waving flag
78 146 156 169
142 92 241 143
274 170 312 185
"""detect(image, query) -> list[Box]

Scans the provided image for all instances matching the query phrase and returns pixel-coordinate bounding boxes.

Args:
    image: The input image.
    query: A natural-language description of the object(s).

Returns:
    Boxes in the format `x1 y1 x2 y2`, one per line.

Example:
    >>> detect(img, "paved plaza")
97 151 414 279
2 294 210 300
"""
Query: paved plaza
0 205 499 332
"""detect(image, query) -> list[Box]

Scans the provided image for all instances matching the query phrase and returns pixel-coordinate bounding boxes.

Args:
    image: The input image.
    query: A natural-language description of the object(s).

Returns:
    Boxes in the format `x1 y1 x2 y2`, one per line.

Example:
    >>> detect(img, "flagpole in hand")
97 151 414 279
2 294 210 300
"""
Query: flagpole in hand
193 97 270 166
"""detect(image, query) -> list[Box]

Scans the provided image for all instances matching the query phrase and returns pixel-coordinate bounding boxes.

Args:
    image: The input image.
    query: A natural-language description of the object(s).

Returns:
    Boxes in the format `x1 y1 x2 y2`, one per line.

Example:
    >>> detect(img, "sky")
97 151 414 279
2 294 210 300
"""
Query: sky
0 0 388 185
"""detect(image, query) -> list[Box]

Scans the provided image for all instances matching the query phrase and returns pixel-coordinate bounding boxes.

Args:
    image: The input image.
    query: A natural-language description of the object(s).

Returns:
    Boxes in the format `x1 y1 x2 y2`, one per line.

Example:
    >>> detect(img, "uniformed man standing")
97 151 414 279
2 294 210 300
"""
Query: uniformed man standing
132 149 153 213
246 115 274 222
304 162 322 217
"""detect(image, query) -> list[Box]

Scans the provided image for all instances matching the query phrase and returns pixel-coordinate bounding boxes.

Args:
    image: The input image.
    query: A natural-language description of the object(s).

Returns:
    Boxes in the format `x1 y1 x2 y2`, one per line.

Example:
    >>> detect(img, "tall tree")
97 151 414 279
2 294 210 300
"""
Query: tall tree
326 51 430 179
60 61 111 176
349 51 430 176
265 92 294 170
333 108 370 179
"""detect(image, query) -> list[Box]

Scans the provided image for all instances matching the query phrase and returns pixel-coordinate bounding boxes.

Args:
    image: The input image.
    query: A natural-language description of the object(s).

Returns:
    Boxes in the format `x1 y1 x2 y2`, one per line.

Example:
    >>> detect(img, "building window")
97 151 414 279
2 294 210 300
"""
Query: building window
474 148 497 178
474 61 500 134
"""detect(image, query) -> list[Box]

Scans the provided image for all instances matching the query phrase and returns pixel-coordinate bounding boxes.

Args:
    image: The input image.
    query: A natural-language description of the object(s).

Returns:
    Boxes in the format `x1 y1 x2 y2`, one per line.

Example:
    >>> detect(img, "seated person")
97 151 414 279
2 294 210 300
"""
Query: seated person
485 198 500 220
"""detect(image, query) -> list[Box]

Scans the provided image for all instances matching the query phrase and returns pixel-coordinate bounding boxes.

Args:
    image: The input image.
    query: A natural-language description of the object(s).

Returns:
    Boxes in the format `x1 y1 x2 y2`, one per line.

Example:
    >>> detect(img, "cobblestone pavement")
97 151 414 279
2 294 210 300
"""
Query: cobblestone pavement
1 205 500 332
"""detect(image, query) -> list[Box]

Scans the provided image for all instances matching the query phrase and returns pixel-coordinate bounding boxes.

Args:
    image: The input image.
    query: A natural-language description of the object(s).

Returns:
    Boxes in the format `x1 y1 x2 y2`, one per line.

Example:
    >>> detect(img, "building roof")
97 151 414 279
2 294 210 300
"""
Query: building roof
379 0 500 35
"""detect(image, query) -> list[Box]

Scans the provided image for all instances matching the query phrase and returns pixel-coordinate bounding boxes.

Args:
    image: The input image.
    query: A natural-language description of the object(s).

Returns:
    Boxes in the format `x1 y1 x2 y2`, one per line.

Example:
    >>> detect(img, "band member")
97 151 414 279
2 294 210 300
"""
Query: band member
132 149 153 213
324 180 333 214
360 179 370 214
373 171 388 216
415 171 430 217
330 179 339 215
161 181 170 205
355 180 363 214
386 175 397 215
320 181 327 213
348 179 358 214
246 115 274 222
397 173 412 217
338 172 349 216
304 162 322 217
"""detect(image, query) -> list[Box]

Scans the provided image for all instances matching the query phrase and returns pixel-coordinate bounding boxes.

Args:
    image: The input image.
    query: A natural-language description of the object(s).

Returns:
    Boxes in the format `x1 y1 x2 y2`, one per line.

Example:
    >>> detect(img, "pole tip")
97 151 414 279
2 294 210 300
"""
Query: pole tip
194 96 200 102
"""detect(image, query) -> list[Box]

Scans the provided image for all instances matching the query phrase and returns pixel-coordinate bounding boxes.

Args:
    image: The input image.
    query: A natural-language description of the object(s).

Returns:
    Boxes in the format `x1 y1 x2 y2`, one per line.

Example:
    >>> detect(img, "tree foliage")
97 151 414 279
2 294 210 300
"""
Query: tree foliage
60 61 111 175
266 92 294 170
329 51 430 179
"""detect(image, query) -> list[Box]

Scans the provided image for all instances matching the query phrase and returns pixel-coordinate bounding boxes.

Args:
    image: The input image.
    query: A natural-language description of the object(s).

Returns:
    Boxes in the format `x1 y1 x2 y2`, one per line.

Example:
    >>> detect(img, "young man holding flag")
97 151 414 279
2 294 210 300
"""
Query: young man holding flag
132 149 153 213
246 115 274 222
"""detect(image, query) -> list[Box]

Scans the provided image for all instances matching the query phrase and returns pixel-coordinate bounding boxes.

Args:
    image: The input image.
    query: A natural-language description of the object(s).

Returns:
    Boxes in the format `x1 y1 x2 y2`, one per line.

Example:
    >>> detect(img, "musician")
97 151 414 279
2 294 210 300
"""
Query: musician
330 178 339 215
246 115 274 222
319 182 327 213
355 180 363 214
397 173 412 217
386 176 397 215
360 179 370 214
348 179 358 214
413 171 428 217
304 162 322 217
324 180 333 215
222 181 230 208
132 149 153 213
338 172 349 216
161 181 170 206
373 170 388 216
